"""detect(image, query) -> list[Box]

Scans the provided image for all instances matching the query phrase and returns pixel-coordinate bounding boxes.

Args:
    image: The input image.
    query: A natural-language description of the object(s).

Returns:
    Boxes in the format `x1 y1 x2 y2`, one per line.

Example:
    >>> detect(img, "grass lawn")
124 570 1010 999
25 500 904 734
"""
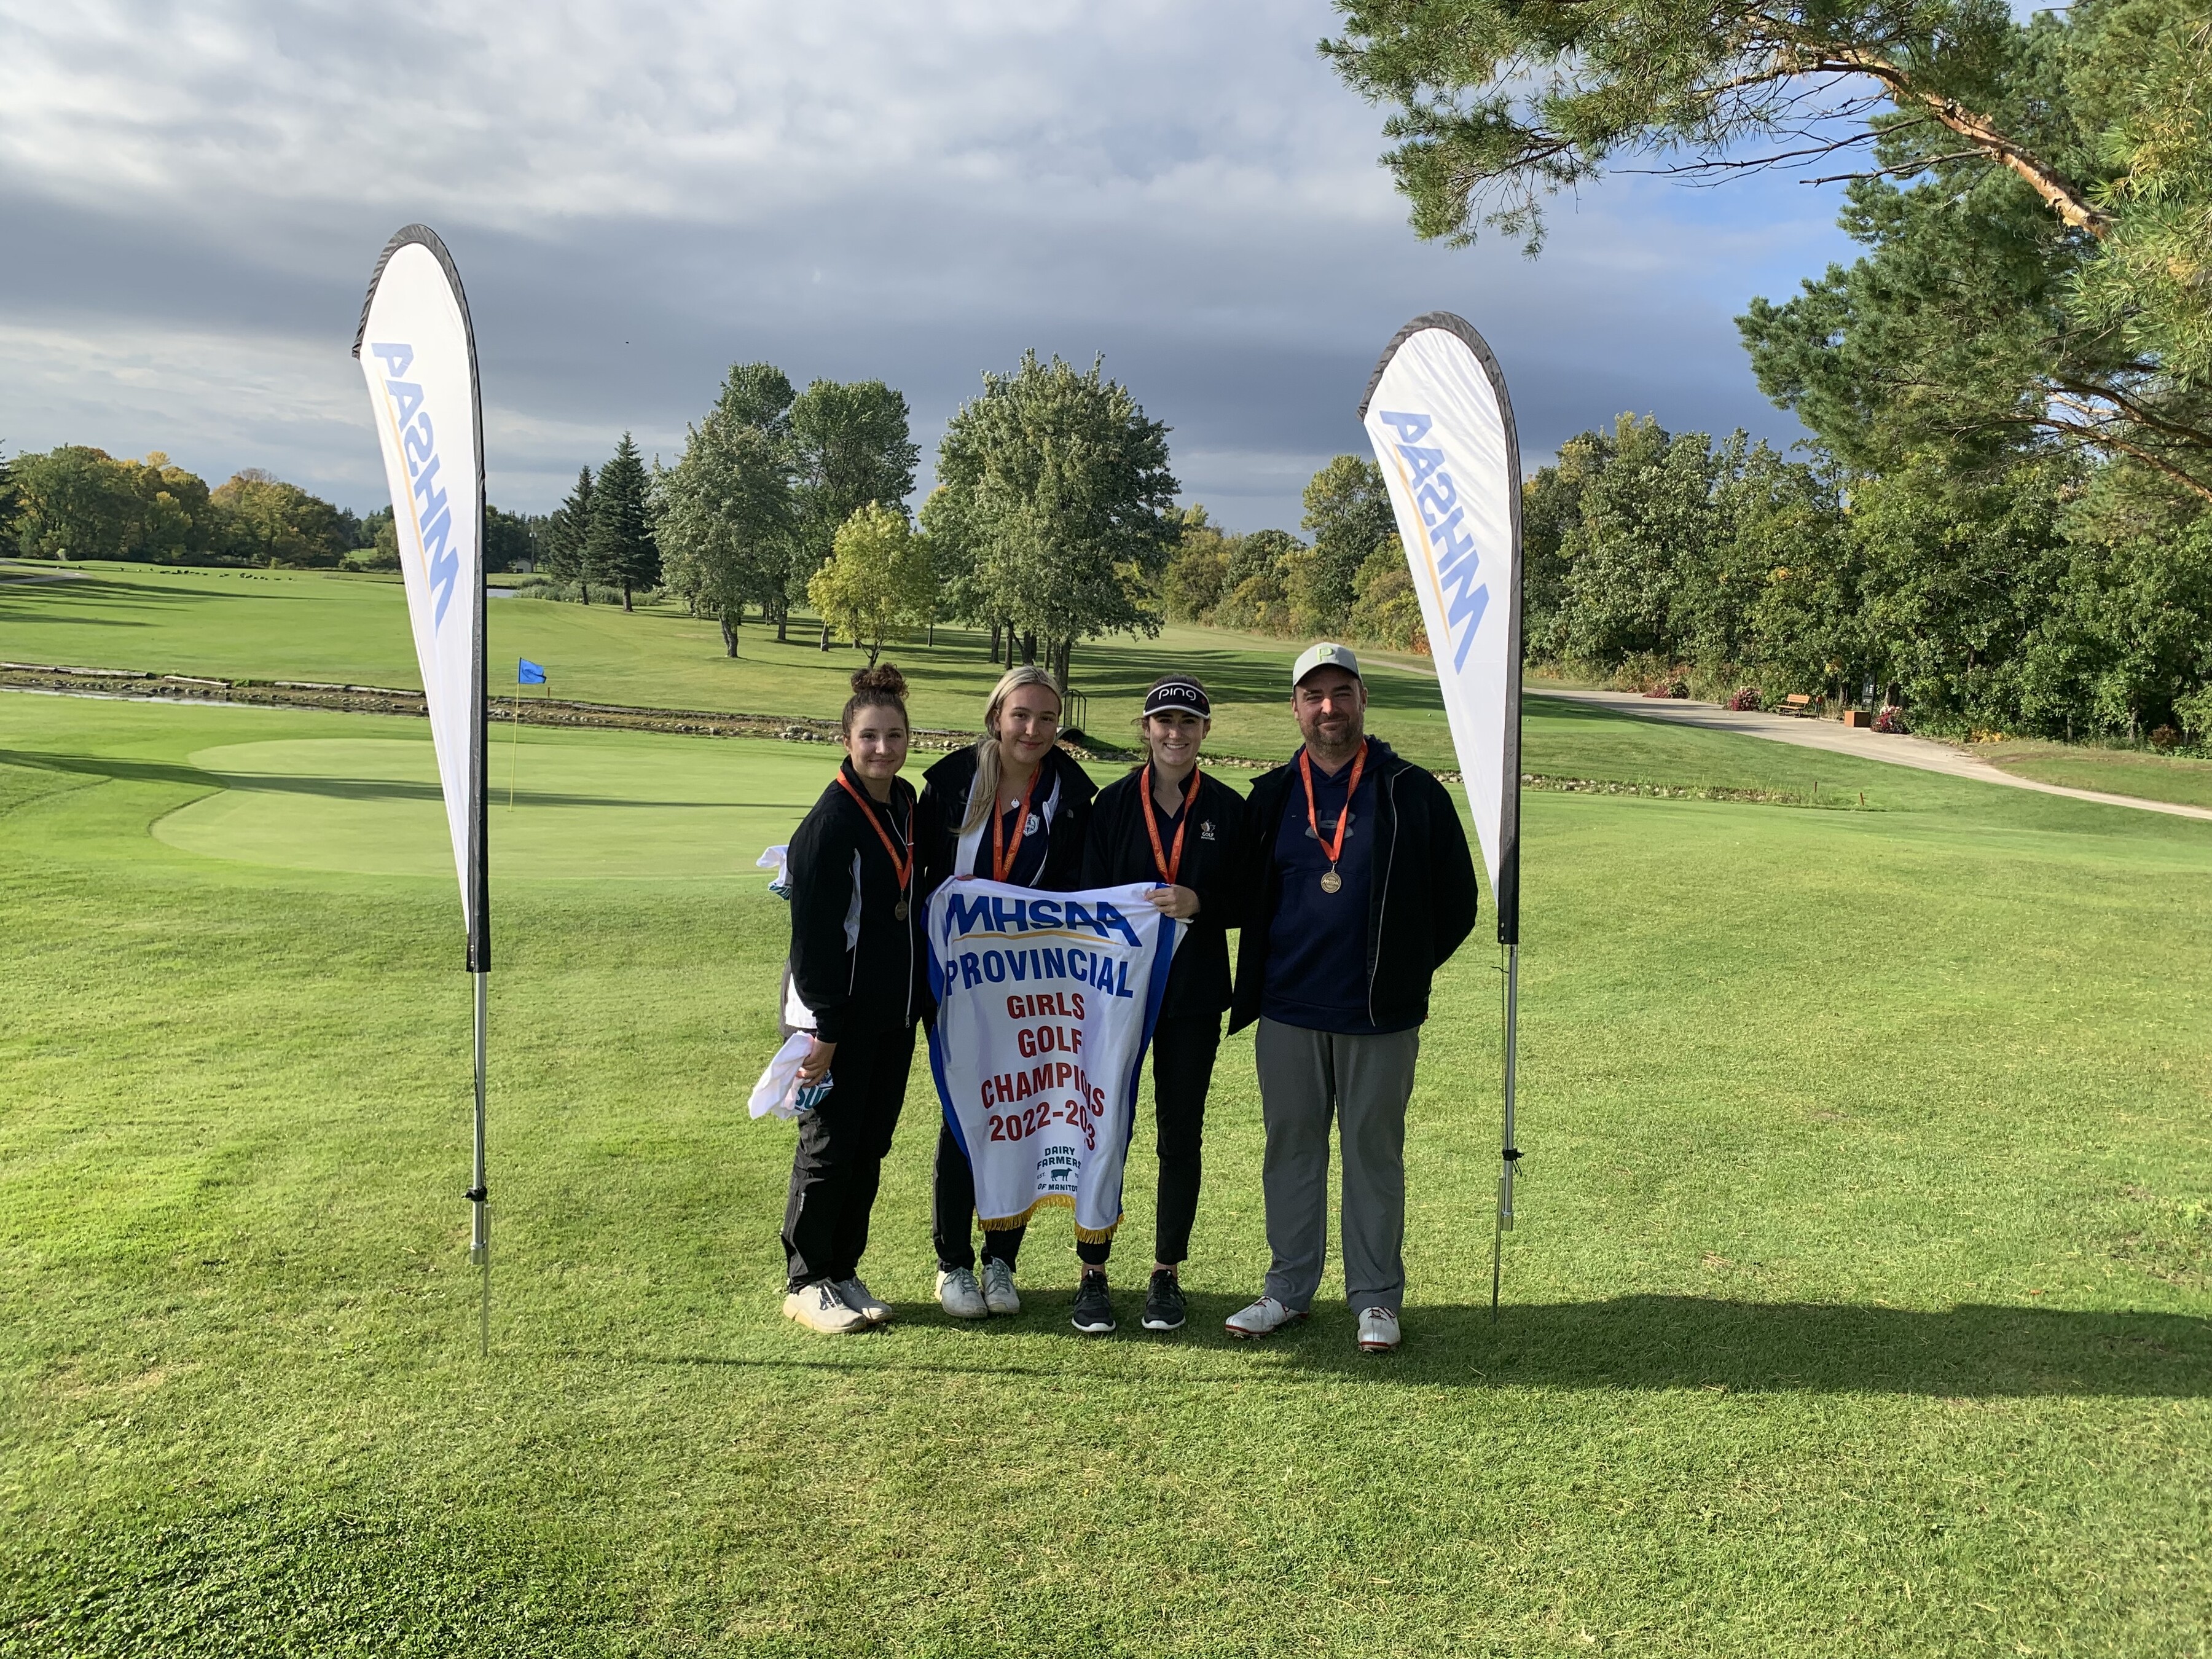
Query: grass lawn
2 561 1453 765
0 561 2075 808
3 683 2208 1657
1980 739 2212 813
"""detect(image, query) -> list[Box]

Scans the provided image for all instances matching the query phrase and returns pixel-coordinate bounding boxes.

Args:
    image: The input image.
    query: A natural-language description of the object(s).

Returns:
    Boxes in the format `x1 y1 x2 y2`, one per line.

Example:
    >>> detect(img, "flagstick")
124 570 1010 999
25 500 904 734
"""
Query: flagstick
509 687 519 810
1491 941 1521 1322
470 968 490 1355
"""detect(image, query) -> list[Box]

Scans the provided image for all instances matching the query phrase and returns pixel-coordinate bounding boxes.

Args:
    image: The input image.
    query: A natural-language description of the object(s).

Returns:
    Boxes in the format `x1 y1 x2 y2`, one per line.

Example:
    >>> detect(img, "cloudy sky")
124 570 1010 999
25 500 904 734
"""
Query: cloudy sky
0 0 1861 531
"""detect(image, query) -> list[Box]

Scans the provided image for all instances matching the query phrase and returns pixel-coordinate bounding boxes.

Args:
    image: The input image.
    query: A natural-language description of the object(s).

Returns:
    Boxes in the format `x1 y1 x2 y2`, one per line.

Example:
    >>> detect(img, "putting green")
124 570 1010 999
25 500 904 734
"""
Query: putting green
152 734 872 880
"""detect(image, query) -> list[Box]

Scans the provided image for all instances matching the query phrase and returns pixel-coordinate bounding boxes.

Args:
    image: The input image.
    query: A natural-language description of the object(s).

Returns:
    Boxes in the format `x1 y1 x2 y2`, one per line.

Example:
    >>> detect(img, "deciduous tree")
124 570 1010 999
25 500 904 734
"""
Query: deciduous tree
211 469 350 567
931 351 1179 689
791 379 919 646
657 364 799 652
1300 455 1397 627
806 503 935 665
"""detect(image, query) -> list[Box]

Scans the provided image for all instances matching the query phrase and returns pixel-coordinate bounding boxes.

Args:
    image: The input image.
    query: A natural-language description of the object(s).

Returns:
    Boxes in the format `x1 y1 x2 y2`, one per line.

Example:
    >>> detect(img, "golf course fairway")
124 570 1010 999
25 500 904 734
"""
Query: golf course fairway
2 688 2206 1657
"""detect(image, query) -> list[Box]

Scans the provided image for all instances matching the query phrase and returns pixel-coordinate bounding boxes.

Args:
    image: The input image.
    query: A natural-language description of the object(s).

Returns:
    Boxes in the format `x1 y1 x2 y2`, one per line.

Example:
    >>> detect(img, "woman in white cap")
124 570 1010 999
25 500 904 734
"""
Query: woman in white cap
1070 674 1247 1335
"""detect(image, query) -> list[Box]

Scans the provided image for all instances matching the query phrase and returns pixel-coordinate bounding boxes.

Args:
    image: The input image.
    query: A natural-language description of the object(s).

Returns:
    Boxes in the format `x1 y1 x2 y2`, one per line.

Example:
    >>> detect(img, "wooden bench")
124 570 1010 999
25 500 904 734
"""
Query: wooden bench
1774 694 1816 718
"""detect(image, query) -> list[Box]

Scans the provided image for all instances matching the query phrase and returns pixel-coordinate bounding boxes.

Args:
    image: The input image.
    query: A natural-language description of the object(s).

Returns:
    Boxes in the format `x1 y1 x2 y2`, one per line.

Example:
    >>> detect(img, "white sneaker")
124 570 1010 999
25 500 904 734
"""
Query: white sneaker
981 1258 1021 1316
936 1267 989 1320
783 1282 868 1334
1224 1295 1306 1339
1357 1306 1402 1352
834 1277 892 1325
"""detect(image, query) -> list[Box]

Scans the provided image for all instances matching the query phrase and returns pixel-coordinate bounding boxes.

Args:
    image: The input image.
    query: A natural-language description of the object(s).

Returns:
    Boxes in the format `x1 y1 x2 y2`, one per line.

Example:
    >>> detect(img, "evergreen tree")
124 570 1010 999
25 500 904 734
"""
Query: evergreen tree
587 434 657 612
543 466 594 600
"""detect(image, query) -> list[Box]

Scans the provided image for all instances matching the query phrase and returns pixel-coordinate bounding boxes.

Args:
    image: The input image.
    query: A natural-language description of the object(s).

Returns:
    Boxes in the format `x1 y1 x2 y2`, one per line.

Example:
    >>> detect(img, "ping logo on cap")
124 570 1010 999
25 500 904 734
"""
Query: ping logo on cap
1292 641 1363 686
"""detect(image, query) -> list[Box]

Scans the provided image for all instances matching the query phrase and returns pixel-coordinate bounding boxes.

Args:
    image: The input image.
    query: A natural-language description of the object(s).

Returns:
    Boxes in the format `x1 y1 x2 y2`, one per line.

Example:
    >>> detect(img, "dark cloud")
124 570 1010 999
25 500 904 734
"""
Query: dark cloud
0 1 1856 528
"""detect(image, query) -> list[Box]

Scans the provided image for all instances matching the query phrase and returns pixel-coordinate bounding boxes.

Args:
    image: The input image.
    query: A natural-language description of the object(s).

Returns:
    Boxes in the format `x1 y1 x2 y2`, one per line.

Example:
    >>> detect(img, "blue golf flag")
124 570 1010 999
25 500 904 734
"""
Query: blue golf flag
518 658 546 685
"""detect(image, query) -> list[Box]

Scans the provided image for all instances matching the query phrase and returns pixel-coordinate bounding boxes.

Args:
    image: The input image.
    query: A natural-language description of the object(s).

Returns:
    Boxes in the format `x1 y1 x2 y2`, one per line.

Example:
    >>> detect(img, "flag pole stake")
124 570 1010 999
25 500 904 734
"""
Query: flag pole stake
469 968 490 1355
509 687 519 810
1491 941 1520 1323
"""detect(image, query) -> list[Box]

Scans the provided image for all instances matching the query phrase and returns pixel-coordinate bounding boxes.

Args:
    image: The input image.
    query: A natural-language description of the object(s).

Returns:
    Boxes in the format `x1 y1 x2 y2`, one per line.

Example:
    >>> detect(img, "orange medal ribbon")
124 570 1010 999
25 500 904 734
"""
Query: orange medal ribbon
990 765 1045 884
836 771 913 918
1297 740 1367 895
1142 763 1196 888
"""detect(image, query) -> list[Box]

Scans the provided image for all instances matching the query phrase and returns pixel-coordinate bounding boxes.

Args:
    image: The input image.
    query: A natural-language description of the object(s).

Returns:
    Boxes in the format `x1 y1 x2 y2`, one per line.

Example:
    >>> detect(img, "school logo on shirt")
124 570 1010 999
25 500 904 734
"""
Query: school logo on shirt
1304 812 1354 840
1199 820 1216 841
1024 812 1041 836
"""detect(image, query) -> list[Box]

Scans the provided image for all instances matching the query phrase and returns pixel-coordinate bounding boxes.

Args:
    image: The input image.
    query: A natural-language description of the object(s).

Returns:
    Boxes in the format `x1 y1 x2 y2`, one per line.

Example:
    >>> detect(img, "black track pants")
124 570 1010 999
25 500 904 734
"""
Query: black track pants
782 1022 916 1290
1078 1013 1220 1268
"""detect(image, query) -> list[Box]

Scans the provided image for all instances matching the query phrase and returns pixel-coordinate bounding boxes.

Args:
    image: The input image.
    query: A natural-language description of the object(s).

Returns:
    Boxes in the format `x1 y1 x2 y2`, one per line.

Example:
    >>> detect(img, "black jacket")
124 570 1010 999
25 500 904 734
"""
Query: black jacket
1230 739 1477 1035
1081 767 1247 1018
786 760 925 1043
916 742 1098 899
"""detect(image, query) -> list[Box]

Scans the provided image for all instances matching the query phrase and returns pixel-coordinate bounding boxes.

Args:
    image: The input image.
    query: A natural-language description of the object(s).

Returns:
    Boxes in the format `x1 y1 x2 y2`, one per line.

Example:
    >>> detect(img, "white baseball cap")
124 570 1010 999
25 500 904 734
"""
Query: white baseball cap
1292 641 1362 686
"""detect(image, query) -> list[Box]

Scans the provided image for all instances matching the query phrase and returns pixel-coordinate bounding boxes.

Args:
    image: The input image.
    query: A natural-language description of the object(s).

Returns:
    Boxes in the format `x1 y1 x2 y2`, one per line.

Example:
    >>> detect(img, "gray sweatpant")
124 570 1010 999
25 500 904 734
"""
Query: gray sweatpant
1253 1016 1421 1314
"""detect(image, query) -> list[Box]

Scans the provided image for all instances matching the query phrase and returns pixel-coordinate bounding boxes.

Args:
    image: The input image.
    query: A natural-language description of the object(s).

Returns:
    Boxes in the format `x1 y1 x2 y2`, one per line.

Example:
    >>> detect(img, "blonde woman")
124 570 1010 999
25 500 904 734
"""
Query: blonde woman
916 665 1097 1319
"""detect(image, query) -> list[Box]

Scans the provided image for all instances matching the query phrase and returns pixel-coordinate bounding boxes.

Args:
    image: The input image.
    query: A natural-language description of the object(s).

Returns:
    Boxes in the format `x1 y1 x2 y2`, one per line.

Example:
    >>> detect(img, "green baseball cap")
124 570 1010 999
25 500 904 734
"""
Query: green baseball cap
1292 641 1362 686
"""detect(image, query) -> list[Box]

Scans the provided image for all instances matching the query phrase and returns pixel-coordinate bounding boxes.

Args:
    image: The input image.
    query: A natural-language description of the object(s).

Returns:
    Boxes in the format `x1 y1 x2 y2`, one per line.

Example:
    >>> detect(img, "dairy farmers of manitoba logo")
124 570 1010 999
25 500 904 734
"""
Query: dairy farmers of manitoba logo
367 341 464 630
1375 409 1489 672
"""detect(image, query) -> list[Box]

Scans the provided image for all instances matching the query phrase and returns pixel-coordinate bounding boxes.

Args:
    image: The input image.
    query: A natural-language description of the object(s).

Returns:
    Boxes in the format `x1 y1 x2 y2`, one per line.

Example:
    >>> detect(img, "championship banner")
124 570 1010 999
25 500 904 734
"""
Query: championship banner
1357 312 1524 944
352 224 488 970
925 880 1180 1239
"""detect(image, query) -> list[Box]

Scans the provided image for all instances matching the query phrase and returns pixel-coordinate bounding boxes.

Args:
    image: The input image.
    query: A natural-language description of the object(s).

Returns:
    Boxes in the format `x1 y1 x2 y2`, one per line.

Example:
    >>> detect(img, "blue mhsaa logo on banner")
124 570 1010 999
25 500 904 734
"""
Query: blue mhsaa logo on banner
369 342 463 630
1378 410 1488 671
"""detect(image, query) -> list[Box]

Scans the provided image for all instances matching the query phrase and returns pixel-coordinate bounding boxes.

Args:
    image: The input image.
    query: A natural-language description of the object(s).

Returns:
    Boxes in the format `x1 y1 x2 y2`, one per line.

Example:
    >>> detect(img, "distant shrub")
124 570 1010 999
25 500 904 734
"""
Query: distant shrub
1727 686 1760 712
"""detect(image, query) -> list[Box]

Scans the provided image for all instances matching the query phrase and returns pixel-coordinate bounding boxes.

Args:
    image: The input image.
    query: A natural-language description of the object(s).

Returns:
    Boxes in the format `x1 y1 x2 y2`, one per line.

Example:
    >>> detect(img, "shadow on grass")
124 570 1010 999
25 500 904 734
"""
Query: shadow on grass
0 749 812 811
0 570 217 628
622 1294 2212 1399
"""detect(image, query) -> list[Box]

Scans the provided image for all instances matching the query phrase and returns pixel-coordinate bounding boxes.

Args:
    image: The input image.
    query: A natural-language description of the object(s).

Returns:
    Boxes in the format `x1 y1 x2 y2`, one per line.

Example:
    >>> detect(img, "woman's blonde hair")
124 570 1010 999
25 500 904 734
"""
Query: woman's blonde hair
960 665 1064 834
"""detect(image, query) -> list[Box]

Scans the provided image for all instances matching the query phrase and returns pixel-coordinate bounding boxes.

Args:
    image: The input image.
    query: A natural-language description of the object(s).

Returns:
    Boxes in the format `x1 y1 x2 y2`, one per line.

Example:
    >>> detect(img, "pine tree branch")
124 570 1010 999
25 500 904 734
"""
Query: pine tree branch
1805 46 2114 237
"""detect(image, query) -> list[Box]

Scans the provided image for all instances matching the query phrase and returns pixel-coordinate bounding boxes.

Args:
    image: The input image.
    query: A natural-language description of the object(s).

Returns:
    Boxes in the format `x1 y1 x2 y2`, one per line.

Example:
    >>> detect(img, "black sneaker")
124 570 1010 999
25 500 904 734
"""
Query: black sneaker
1070 1270 1116 1335
1141 1268 1186 1332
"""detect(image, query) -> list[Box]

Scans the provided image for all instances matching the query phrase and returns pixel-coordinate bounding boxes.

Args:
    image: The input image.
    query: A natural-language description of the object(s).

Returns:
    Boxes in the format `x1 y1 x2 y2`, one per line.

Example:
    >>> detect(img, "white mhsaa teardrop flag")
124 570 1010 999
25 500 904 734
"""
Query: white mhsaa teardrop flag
353 226 488 968
1359 313 1525 944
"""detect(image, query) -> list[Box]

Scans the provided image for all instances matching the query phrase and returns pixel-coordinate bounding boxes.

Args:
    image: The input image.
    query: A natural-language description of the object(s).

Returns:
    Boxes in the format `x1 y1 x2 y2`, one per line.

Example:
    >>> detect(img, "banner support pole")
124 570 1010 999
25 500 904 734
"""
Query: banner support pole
1491 941 1520 1322
469 968 489 1354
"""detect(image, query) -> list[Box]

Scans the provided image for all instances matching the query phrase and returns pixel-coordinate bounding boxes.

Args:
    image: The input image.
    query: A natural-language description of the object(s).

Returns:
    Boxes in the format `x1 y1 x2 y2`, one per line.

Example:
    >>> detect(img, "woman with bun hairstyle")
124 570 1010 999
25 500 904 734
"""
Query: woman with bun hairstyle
1072 675 1245 1335
916 664 1097 1320
779 664 926 1334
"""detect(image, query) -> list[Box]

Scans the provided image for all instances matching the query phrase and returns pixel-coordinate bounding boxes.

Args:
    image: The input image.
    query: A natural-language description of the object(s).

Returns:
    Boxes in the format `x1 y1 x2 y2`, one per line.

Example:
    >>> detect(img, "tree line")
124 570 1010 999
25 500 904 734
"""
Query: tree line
0 444 543 573
649 350 1180 688
1155 456 1423 653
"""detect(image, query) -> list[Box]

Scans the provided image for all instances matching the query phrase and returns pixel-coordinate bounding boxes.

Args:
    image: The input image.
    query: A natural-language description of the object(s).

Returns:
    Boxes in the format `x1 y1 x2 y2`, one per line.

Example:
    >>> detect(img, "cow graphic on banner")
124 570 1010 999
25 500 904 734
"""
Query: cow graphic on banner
925 880 1180 1241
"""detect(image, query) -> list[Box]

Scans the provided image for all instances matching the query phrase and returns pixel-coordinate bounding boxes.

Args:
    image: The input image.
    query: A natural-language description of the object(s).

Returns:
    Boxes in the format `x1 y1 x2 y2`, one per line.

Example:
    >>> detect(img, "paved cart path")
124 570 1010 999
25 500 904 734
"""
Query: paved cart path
1529 684 2212 824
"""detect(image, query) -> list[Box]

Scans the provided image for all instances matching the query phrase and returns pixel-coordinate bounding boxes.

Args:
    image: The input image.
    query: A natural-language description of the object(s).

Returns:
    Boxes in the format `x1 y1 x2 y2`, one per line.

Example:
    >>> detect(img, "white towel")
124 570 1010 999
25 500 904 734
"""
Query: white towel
749 1030 833 1120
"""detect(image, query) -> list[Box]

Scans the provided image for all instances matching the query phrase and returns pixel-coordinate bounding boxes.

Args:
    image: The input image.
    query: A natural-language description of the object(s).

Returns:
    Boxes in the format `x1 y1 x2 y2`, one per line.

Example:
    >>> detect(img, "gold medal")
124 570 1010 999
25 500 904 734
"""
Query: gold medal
894 899 910 920
1299 743 1365 903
